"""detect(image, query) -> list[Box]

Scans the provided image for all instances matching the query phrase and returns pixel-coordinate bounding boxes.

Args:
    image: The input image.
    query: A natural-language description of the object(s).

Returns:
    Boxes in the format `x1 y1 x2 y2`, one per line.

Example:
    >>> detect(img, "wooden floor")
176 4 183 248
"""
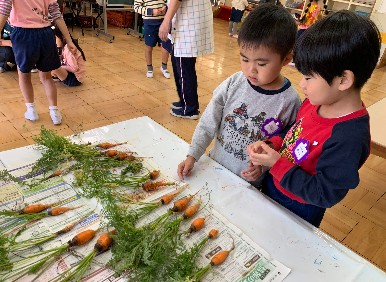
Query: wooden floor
1 19 385 272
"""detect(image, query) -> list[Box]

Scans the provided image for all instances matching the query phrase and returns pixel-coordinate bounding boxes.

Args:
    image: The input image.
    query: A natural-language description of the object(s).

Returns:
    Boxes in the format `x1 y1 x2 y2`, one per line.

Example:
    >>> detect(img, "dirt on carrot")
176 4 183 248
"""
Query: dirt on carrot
149 170 160 180
94 230 116 253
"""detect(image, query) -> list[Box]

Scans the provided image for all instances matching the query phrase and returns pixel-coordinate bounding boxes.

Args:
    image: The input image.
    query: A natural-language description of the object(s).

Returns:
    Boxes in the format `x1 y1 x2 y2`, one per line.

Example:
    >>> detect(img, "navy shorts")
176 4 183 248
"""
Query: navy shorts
144 23 171 50
62 71 81 87
230 8 244 22
11 27 61 73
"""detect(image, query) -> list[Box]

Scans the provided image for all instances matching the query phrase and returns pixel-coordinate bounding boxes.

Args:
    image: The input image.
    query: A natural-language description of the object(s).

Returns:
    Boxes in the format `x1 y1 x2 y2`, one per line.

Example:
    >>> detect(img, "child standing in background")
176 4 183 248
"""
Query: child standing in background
296 0 327 39
177 5 301 187
134 0 171 79
229 0 250 38
51 26 86 87
0 0 77 125
247 11 381 227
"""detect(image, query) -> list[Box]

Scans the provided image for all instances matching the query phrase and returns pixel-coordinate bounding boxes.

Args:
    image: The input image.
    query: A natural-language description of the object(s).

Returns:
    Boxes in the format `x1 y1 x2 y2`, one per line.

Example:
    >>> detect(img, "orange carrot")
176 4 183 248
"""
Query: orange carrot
94 230 116 253
171 192 197 212
46 170 63 179
208 229 219 239
183 199 202 219
142 180 174 192
48 206 81 216
149 170 160 180
188 217 205 233
210 241 235 266
56 222 78 235
96 142 126 149
20 203 52 214
105 150 118 157
68 229 97 247
159 185 188 205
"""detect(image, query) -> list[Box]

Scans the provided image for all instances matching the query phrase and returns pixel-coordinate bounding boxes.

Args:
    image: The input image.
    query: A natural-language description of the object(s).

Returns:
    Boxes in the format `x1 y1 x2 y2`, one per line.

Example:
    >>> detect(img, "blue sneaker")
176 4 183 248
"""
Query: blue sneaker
170 108 199 120
170 101 183 110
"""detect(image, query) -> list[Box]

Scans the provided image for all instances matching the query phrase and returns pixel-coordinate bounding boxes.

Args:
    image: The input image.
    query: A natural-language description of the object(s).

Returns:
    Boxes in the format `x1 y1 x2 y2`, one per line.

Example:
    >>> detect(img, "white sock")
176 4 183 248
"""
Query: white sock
24 103 39 121
49 106 62 125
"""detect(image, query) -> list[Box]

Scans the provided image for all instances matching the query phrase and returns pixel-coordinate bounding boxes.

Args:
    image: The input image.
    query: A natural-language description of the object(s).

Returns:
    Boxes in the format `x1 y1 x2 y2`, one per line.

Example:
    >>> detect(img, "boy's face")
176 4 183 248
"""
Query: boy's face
299 73 341 106
239 45 289 90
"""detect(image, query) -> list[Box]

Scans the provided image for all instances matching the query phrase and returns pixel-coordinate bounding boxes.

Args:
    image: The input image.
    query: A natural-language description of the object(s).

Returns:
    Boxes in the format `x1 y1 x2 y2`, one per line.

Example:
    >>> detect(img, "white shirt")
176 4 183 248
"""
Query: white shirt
171 0 214 57
232 0 249 11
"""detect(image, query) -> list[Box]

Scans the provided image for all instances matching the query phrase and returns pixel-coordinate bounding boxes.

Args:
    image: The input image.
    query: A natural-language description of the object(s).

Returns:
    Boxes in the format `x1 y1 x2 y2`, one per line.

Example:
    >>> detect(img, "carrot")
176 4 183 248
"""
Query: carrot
188 217 205 233
94 230 116 253
142 180 174 192
158 185 188 205
56 221 78 235
182 199 202 219
171 192 197 212
20 203 52 214
96 142 126 149
68 229 97 247
45 170 63 179
210 241 235 266
105 150 118 157
149 170 160 180
208 229 219 239
48 206 81 216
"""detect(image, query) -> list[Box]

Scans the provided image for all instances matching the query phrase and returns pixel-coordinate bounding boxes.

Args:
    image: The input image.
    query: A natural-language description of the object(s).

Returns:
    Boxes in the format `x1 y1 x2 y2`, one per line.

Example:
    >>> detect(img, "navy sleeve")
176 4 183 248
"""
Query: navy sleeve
279 116 370 208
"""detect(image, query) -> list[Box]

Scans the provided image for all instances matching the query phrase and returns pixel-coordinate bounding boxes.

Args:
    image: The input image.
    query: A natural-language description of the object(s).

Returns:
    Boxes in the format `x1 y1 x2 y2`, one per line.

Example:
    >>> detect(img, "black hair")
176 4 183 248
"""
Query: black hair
238 4 297 59
53 25 86 61
298 0 328 23
294 10 381 89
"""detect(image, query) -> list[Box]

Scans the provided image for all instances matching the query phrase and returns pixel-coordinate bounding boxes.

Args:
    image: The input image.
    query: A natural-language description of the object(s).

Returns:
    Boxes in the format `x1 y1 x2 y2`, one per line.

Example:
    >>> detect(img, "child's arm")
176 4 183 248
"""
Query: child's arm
0 0 12 32
252 123 370 208
159 0 181 41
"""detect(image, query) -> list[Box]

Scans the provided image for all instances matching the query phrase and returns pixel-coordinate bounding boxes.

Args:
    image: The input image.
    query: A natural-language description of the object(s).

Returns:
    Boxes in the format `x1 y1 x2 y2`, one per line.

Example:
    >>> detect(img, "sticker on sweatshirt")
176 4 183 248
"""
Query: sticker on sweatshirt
261 118 283 138
292 138 310 163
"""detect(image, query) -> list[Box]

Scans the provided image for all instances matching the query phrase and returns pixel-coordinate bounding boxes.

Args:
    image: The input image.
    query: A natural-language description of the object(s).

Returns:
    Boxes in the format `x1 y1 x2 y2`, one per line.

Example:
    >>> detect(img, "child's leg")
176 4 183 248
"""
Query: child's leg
228 21 234 35
232 22 238 35
39 71 57 106
39 71 62 125
18 69 39 121
160 47 170 79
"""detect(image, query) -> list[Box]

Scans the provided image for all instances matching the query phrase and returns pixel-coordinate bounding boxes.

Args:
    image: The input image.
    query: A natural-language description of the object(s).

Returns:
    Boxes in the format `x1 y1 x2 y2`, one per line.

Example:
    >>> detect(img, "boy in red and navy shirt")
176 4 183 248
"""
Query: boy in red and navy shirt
247 10 381 227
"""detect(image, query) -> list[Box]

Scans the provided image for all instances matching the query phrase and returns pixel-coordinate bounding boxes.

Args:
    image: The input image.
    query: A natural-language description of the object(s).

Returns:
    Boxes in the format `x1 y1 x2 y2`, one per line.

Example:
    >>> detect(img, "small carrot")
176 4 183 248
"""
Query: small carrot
48 206 81 216
171 192 198 212
208 229 219 239
56 221 78 235
68 229 97 247
158 185 188 205
210 241 235 266
94 230 116 253
183 199 202 219
96 142 126 149
188 217 205 233
142 180 174 192
149 170 160 180
20 203 52 214
105 150 118 157
45 170 63 180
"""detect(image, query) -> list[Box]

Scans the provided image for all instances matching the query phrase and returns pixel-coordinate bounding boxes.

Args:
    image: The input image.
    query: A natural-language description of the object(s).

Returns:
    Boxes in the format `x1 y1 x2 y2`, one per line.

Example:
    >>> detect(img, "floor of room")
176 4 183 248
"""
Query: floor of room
0 17 385 272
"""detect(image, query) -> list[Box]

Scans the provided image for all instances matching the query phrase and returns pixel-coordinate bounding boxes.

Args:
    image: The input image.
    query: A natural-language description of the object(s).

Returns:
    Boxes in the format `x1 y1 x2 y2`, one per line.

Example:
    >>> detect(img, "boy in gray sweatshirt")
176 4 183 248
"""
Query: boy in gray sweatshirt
177 4 301 186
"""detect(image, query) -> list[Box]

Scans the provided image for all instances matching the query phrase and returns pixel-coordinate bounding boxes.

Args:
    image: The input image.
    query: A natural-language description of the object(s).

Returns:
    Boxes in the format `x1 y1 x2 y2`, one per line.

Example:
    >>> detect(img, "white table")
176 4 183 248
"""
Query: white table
368 97 386 159
0 116 385 281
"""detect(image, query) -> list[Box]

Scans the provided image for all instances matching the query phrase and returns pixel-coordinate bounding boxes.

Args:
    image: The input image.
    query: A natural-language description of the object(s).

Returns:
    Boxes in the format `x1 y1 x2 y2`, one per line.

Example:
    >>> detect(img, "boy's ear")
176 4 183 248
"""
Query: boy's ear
338 70 355 91
283 52 293 66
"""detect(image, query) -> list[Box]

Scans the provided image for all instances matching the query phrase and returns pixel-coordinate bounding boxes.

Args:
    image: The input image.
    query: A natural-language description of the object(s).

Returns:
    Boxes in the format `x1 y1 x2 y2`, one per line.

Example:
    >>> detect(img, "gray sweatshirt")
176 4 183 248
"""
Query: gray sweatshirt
188 71 301 184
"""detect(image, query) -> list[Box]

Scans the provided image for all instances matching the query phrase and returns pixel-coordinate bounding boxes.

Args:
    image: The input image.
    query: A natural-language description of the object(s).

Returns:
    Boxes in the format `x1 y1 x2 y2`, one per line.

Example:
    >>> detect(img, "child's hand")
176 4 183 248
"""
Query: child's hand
177 156 196 181
246 140 266 155
66 41 78 55
249 143 280 168
241 162 262 182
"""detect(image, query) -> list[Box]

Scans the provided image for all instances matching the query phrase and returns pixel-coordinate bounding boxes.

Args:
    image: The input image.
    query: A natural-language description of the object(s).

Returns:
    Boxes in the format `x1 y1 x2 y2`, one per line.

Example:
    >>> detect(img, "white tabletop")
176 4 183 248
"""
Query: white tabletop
0 116 385 281
368 97 386 158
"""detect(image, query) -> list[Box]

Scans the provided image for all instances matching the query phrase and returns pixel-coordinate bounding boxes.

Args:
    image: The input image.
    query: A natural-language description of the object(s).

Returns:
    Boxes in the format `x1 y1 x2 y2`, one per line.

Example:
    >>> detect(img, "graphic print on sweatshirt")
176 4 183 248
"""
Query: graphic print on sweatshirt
218 103 283 161
280 119 310 164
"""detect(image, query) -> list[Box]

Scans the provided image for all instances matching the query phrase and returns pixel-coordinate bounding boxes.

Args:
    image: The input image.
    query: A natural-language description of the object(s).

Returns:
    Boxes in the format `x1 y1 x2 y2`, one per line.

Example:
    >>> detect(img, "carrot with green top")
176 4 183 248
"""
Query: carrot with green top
187 217 205 233
96 142 126 149
190 238 235 281
57 230 116 282
170 191 198 212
